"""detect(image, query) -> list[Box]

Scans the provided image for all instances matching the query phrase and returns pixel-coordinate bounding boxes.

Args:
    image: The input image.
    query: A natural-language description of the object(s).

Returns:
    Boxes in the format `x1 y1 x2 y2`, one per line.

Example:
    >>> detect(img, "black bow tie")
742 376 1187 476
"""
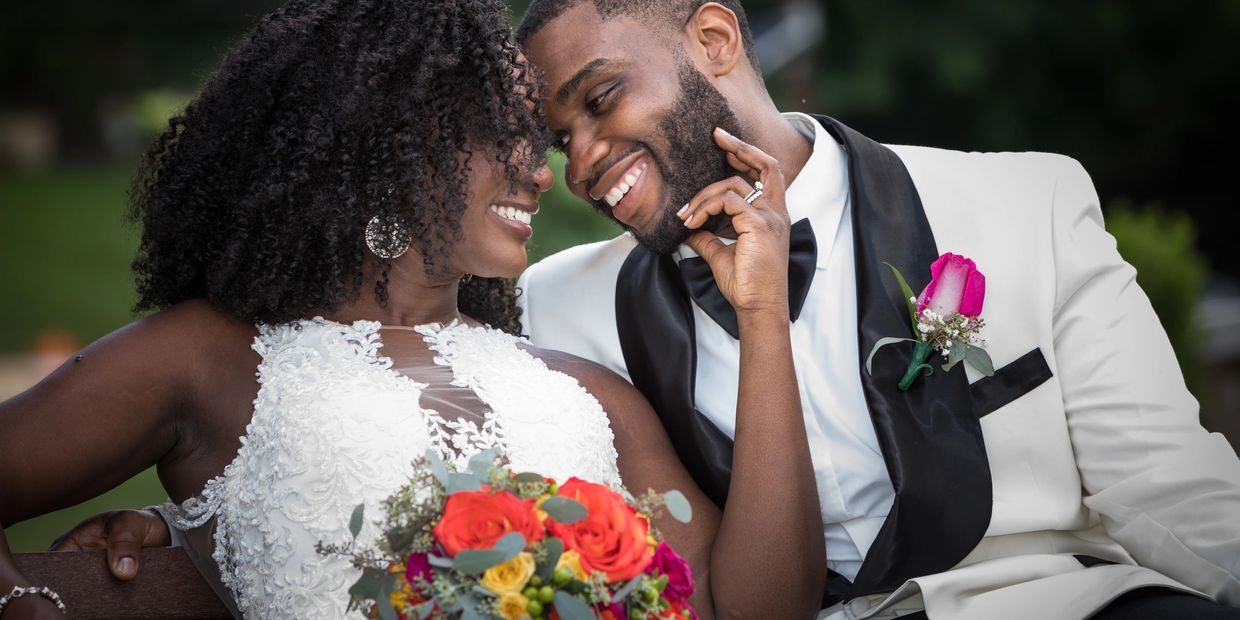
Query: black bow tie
676 218 817 339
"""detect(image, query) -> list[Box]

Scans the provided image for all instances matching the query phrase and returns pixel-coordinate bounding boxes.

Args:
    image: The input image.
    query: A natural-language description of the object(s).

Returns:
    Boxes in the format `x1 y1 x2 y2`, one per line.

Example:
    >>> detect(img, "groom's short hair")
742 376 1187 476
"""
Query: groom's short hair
516 0 760 71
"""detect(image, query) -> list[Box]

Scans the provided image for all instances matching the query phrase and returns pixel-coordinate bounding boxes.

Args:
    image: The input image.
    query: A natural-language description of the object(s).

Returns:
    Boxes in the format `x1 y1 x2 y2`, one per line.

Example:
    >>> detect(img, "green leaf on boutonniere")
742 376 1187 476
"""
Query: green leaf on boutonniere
883 262 921 333
866 337 918 375
513 472 546 484
965 345 995 376
942 341 967 372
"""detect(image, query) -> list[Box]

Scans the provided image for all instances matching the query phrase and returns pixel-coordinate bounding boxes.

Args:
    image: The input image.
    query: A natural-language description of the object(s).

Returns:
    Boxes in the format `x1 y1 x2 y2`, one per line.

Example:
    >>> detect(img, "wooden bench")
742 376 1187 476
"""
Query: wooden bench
13 548 230 619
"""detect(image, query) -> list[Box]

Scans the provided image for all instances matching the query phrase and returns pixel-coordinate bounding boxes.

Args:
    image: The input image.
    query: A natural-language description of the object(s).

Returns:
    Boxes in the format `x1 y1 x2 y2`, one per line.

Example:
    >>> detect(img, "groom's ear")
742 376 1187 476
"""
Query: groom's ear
685 3 745 79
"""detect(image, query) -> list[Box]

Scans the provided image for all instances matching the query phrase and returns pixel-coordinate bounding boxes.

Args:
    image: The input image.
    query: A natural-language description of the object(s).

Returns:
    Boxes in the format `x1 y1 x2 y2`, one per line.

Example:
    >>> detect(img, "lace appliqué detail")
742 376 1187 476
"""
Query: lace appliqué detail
162 318 621 619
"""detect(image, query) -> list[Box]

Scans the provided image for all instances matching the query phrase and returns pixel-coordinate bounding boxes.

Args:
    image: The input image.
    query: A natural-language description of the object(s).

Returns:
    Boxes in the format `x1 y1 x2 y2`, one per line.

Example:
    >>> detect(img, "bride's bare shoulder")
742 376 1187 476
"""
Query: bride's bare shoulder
523 345 647 411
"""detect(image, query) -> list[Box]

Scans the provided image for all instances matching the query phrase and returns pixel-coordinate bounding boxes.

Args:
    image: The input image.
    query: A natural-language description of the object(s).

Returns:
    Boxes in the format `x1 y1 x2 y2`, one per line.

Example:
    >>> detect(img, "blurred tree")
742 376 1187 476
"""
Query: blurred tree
1106 201 1208 404
803 0 1240 279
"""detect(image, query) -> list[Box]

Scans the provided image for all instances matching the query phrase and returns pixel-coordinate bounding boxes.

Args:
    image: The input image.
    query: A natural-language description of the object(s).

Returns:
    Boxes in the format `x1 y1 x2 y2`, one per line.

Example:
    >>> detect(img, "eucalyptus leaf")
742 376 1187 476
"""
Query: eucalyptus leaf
866 337 917 375
965 345 996 376
427 554 454 569
553 591 596 620
613 574 644 602
942 341 967 372
492 531 527 557
453 532 525 574
663 490 692 523
513 472 546 484
883 262 921 332
376 575 398 620
348 567 384 600
447 472 483 494
376 597 398 620
457 594 483 620
538 538 564 580
348 504 365 541
540 496 588 524
418 601 434 620
468 448 498 478
426 449 449 487
453 549 508 574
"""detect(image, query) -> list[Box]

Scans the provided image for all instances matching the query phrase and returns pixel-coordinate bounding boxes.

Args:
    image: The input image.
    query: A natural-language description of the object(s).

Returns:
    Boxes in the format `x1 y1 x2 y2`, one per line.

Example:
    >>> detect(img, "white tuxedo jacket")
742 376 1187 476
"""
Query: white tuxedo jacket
518 116 1240 619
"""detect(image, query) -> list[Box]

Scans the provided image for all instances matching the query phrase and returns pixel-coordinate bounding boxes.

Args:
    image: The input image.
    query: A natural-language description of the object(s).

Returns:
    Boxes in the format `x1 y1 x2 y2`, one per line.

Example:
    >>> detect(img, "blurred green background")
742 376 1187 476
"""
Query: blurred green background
2 0 1238 552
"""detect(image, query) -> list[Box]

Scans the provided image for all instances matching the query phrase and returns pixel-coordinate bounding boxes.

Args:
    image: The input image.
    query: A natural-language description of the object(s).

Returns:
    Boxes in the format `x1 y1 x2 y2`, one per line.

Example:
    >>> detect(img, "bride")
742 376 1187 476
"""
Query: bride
0 0 825 617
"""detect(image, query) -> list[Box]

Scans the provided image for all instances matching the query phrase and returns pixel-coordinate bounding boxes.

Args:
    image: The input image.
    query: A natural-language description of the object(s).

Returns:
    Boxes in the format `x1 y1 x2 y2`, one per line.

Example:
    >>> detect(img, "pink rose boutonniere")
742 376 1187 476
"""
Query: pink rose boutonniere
867 253 995 391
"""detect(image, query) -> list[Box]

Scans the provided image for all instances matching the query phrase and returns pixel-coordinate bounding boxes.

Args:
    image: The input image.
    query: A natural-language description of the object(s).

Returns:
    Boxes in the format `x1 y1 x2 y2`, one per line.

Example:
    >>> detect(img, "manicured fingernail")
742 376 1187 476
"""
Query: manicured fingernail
117 557 136 575
677 203 689 217
715 127 733 138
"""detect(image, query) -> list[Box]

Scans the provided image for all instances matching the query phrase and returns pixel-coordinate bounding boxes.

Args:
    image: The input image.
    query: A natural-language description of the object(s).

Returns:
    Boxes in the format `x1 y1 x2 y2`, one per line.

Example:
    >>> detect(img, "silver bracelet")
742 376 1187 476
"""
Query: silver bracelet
0 585 67 614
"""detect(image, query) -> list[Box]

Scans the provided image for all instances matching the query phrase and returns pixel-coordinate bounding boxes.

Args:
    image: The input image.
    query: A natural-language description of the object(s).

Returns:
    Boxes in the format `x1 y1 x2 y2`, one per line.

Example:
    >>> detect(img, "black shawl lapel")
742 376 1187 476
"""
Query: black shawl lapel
813 115 992 596
615 246 734 506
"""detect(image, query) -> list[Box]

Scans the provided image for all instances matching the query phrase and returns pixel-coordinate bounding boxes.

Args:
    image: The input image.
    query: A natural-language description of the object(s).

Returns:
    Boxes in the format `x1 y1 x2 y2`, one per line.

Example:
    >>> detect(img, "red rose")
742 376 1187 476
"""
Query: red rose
546 478 652 582
433 489 544 556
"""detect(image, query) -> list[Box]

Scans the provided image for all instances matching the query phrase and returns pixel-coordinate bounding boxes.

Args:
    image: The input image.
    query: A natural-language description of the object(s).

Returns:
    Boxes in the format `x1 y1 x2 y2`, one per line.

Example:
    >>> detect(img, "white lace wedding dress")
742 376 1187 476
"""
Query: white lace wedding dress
160 318 622 619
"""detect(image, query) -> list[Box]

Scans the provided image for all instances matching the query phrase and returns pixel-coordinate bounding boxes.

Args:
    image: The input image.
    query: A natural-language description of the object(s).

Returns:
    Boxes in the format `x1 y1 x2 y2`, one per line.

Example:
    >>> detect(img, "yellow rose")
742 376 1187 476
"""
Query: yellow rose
497 591 530 620
555 549 590 581
481 552 536 595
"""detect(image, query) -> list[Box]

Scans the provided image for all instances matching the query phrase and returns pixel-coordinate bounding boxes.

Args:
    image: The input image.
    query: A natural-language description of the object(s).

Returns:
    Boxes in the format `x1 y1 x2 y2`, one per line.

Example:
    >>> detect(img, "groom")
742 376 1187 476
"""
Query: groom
513 0 1240 618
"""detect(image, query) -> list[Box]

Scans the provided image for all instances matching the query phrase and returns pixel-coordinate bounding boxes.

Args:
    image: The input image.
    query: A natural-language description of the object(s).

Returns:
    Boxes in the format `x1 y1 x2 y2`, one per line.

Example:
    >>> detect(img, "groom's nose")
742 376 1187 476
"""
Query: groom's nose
564 130 610 199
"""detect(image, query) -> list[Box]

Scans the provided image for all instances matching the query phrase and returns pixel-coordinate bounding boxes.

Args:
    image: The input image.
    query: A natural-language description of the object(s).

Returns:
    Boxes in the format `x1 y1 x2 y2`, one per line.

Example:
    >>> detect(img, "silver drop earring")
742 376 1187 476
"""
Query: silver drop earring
364 214 411 259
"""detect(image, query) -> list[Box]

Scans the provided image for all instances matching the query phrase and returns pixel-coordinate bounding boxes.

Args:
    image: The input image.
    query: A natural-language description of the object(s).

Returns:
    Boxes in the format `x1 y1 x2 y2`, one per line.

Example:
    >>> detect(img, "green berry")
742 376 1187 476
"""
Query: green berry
654 575 669 592
549 483 559 495
538 585 555 604
527 600 544 617
552 567 574 586
629 608 646 620
641 586 659 605
530 575 543 587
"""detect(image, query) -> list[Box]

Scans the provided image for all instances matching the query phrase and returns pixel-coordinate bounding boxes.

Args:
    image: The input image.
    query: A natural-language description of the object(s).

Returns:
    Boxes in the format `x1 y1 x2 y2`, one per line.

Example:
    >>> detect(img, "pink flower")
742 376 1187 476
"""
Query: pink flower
648 542 694 601
917 253 985 318
405 552 432 585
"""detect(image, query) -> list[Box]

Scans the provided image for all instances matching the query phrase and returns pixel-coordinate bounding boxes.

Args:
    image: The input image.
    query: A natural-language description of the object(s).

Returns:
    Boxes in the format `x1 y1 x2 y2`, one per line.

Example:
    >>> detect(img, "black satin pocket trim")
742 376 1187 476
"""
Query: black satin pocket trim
969 347 1053 418
1075 555 1117 568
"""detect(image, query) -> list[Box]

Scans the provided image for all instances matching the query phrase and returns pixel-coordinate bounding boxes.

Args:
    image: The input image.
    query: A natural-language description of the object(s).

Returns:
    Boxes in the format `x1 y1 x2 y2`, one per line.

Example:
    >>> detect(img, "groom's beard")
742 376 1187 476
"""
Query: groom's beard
594 60 746 255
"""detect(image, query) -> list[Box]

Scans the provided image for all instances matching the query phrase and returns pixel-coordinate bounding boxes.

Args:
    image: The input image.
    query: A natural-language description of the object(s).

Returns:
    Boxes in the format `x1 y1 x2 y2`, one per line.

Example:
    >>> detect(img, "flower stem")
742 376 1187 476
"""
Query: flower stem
898 340 935 391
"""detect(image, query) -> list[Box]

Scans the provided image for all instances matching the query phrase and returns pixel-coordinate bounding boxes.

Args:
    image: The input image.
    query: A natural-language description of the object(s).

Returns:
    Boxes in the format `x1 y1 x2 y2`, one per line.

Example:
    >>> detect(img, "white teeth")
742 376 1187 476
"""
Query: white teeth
489 204 532 225
601 162 648 208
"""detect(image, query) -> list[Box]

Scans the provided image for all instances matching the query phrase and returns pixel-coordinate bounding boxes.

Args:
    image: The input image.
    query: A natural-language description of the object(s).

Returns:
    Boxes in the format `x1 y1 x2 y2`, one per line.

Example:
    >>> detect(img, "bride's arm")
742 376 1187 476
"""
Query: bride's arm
0 301 246 616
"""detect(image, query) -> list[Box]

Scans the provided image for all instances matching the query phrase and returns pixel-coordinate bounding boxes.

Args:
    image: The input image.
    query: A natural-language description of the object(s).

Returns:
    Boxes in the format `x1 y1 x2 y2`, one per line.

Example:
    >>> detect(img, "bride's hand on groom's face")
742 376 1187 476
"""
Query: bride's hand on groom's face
678 128 792 318
49 509 170 581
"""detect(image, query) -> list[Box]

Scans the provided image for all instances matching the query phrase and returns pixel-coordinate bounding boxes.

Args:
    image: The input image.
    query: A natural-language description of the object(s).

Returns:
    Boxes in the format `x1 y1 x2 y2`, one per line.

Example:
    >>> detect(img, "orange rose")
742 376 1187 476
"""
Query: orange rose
433 489 544 556
546 478 652 582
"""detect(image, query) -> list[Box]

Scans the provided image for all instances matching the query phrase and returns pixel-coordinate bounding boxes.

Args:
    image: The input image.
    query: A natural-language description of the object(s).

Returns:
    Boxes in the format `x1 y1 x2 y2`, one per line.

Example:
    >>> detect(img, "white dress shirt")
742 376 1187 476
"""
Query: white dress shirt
675 113 894 580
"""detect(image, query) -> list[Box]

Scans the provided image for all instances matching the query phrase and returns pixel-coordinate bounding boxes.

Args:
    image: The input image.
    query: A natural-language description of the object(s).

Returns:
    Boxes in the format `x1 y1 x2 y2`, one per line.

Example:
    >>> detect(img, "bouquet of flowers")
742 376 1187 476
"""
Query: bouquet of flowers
320 449 697 620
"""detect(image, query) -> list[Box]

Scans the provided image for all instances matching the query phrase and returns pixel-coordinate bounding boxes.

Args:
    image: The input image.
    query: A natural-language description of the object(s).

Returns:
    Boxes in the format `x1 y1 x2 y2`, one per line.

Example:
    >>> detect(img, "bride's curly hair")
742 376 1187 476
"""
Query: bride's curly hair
129 0 549 334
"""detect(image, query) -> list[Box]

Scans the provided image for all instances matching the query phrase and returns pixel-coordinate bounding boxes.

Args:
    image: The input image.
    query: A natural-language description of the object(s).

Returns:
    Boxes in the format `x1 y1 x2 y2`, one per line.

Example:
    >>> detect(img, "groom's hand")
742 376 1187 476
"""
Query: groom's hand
679 127 791 317
49 508 171 581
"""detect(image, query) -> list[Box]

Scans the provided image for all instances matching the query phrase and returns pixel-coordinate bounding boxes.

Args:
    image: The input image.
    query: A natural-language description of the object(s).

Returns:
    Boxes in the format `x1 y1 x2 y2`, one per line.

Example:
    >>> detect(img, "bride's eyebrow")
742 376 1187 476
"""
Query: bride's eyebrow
556 58 616 105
